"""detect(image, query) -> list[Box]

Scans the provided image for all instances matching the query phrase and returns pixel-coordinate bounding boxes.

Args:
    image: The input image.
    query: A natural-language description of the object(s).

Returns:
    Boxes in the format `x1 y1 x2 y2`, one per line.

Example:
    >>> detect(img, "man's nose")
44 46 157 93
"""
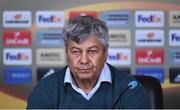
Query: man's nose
80 52 89 64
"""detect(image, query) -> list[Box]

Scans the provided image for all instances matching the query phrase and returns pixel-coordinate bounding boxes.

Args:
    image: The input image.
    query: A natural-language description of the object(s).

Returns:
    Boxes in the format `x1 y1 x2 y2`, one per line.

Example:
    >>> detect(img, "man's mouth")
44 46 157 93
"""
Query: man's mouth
79 69 91 73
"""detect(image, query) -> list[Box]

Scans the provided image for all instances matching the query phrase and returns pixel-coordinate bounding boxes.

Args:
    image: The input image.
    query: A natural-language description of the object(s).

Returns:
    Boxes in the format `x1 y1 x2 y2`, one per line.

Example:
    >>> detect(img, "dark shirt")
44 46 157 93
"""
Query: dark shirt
27 64 150 109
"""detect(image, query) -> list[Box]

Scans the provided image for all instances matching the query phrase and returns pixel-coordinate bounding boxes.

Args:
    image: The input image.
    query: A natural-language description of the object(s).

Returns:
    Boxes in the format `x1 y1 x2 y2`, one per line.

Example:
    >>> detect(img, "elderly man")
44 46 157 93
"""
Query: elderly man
27 16 150 109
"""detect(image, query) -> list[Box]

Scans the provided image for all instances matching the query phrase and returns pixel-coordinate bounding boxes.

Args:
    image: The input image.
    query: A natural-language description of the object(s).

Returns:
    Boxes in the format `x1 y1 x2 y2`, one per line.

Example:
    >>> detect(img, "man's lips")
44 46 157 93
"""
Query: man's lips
78 69 91 73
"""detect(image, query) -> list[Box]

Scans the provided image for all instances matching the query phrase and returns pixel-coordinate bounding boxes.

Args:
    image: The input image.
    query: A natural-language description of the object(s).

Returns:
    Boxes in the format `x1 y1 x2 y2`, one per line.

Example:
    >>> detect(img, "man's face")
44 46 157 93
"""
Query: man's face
66 36 107 82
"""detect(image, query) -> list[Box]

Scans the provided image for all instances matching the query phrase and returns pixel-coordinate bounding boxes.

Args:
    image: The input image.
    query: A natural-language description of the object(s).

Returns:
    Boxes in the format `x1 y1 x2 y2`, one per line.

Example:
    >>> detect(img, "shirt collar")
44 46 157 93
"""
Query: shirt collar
64 63 112 85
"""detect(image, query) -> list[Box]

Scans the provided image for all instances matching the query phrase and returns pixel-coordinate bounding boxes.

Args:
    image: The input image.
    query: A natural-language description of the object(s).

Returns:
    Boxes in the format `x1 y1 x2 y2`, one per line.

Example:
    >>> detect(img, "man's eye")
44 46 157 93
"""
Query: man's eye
72 50 80 54
88 50 97 54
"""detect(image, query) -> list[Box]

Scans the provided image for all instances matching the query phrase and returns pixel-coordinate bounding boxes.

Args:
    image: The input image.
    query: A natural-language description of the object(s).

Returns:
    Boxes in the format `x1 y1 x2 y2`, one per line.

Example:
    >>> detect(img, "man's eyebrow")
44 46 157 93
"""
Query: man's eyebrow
88 46 98 49
70 45 98 50
71 46 81 50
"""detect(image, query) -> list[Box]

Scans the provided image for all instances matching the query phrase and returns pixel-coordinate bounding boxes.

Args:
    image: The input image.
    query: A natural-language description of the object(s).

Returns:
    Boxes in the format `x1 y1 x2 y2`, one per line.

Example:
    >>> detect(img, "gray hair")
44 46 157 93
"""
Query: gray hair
63 16 109 49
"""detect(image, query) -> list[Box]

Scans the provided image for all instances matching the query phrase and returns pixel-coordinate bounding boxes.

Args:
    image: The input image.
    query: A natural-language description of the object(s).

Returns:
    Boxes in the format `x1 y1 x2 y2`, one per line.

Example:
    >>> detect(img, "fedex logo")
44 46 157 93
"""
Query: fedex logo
107 48 131 65
136 48 164 65
171 34 180 41
36 11 64 27
108 53 128 60
3 48 32 65
3 30 31 46
136 11 164 27
38 15 61 23
169 30 180 46
138 15 160 23
6 52 29 60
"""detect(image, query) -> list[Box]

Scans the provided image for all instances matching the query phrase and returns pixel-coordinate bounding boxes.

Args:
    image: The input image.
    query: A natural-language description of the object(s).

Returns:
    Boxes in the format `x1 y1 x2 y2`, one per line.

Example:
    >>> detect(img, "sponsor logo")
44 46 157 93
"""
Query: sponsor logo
36 48 65 66
169 68 180 83
3 11 31 28
107 48 131 66
136 67 164 83
109 30 131 46
101 11 130 28
169 30 180 46
136 48 164 65
37 67 62 81
36 11 64 27
3 67 32 84
3 30 32 46
69 11 97 18
135 30 164 46
169 11 180 27
135 11 164 27
36 30 64 47
170 49 180 64
3 48 32 65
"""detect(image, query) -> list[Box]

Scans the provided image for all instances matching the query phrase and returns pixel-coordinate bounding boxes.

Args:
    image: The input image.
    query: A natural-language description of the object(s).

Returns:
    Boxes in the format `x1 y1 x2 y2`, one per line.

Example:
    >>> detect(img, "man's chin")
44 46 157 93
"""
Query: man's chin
78 74 93 81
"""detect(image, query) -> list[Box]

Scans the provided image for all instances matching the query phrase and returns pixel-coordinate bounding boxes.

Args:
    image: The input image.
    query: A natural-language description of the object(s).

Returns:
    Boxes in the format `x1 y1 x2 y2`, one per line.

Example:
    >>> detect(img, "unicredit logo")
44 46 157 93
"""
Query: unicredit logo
136 49 164 65
5 38 29 45
3 30 31 46
138 15 161 23
138 50 161 64
138 56 162 64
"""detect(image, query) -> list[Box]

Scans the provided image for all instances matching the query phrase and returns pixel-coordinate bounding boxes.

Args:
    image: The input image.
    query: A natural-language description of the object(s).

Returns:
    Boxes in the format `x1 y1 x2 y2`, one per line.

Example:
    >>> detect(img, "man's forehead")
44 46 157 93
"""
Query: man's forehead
69 41 99 49
67 37 102 49
68 36 100 45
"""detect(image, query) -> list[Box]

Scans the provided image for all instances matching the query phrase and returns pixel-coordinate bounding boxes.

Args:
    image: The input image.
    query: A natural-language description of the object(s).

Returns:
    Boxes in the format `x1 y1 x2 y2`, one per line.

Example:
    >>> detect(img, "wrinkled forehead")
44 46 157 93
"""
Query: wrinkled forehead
67 36 100 46
66 36 104 50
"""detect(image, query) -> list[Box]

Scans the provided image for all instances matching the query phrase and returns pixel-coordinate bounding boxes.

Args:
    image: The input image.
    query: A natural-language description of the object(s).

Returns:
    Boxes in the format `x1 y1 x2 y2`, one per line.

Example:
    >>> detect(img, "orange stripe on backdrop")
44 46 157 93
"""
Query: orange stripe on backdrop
0 91 26 109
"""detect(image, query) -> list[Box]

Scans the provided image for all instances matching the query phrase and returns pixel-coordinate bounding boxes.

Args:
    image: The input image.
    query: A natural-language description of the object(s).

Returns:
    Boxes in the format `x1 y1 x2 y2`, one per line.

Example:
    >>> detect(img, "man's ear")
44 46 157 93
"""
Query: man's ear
104 47 108 60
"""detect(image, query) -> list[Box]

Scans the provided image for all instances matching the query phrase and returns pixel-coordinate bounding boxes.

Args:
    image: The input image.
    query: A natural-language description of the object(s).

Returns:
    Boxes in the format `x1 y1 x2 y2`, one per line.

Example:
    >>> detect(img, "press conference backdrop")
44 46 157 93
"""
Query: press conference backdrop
0 0 180 108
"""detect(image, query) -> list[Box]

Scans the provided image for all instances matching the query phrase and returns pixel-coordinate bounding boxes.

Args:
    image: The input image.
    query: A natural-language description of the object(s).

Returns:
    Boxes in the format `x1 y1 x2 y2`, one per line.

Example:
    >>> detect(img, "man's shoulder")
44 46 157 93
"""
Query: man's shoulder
37 66 67 86
107 63 136 86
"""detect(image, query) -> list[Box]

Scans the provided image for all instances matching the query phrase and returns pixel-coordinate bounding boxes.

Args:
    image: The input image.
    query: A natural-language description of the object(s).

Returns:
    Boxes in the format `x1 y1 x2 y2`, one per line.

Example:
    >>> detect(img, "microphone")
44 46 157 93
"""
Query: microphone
111 80 138 108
